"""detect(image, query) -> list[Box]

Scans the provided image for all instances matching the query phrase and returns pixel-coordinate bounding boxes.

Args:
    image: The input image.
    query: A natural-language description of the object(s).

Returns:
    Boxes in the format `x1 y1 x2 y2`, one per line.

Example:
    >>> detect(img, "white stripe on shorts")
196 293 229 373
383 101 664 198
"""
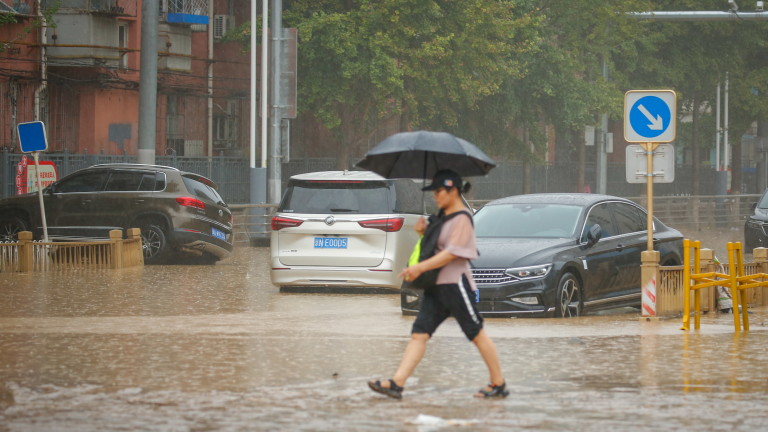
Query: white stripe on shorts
458 277 480 324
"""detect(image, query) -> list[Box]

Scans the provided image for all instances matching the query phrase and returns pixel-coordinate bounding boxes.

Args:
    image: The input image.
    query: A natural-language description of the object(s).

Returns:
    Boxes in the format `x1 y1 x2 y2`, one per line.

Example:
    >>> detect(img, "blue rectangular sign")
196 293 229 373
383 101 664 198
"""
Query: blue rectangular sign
17 121 48 153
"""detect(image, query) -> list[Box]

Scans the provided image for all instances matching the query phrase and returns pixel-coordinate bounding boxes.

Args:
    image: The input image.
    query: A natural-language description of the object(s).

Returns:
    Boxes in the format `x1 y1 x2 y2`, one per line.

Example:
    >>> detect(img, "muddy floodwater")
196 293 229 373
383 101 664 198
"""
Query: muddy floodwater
2 247 768 431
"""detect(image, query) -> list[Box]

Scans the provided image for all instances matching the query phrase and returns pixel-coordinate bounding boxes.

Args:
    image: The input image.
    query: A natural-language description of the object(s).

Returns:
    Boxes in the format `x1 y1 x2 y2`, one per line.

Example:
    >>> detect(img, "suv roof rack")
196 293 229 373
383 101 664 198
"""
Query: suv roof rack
89 163 180 171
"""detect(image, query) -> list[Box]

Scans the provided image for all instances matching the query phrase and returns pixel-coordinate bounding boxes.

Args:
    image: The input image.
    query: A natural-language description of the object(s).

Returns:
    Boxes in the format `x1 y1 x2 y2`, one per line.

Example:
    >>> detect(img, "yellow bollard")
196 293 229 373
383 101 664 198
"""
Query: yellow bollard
693 241 701 330
734 242 750 332
728 242 741 331
681 239 691 331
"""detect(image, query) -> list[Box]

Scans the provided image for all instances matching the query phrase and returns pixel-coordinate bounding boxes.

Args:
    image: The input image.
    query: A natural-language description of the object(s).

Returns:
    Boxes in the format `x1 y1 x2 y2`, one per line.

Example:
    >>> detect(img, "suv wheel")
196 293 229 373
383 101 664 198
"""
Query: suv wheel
0 216 28 242
140 224 168 264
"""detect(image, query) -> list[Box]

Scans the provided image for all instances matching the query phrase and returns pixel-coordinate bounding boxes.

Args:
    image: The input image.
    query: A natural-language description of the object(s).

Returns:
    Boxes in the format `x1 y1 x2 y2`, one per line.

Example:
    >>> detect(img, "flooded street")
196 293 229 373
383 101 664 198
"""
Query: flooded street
2 247 768 431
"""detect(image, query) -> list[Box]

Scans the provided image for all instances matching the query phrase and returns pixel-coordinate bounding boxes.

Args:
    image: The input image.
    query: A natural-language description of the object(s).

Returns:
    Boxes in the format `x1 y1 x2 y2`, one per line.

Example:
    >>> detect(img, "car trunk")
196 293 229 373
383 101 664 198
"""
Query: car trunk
276 218 387 267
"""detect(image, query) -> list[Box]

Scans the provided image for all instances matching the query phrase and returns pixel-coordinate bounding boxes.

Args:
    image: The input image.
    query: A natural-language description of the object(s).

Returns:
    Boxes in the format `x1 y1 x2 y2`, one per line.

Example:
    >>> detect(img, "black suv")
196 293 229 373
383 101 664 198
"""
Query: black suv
0 164 233 264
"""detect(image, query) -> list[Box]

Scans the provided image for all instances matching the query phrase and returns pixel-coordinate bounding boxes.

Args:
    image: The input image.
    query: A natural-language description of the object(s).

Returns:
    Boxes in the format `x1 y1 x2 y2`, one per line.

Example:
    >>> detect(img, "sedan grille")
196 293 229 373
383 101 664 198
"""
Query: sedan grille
472 269 514 285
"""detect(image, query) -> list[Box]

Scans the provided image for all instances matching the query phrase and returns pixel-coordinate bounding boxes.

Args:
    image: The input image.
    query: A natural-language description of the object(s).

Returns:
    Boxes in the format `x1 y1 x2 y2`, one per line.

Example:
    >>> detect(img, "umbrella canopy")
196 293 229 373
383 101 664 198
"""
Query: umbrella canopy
355 131 496 179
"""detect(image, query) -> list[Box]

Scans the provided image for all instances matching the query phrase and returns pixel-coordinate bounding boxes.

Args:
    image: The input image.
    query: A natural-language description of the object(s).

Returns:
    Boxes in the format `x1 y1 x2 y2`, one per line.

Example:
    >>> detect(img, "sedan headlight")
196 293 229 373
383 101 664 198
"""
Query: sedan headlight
504 264 552 280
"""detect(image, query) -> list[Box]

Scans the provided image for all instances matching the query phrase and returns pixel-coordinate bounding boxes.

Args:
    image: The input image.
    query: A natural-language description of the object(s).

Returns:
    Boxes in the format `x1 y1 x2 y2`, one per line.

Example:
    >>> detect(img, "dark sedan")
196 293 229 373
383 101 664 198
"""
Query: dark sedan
744 190 768 251
401 193 684 318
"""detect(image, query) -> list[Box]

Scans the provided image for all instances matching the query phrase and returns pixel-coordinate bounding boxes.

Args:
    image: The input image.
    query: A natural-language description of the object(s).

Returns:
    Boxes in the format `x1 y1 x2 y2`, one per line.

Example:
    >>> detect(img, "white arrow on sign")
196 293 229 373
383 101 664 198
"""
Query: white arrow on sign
638 104 663 130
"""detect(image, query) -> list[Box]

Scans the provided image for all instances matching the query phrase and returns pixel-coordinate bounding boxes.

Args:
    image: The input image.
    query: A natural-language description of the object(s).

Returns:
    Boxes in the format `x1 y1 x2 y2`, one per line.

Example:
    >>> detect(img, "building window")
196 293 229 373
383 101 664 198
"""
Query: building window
118 23 128 69
213 101 238 151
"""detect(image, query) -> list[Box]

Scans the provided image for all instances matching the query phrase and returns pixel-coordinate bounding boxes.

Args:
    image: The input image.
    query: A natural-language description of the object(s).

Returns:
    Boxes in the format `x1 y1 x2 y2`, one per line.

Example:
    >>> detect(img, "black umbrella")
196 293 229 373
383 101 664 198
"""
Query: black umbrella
355 131 496 179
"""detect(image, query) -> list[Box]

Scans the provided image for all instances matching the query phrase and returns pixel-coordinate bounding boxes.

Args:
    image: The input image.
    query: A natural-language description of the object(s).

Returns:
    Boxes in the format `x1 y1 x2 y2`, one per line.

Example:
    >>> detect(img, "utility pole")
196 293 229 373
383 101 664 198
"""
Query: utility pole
269 0 283 203
138 0 159 165
596 57 609 194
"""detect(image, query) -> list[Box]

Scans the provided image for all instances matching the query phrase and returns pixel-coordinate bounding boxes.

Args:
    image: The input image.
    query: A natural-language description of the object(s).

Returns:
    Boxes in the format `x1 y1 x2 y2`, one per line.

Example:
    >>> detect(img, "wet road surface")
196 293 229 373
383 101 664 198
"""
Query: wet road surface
2 247 768 431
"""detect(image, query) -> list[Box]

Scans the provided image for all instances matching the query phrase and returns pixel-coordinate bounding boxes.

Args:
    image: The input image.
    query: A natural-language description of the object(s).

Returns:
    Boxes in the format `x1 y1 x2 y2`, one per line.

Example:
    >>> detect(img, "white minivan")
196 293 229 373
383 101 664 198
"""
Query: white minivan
270 171 428 292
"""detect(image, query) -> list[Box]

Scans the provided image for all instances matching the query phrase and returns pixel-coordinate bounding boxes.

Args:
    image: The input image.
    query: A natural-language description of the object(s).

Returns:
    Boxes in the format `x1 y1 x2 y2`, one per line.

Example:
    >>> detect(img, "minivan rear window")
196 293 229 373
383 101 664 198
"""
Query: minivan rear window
280 180 395 214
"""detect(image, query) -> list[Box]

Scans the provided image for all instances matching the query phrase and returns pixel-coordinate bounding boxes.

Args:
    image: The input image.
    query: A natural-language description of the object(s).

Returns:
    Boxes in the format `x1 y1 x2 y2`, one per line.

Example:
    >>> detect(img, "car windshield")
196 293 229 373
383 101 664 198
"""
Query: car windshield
759 193 768 209
474 203 583 238
280 180 393 214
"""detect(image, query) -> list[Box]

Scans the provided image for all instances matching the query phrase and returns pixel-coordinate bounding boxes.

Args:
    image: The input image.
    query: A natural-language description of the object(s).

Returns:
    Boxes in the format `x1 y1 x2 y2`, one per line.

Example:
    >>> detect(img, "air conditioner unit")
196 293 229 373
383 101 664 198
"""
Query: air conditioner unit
213 15 233 39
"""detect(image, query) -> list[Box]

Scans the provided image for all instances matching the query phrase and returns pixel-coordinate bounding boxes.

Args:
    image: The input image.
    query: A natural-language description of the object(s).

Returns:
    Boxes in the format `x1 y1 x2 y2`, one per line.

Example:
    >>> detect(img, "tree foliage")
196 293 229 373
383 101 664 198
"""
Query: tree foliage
283 0 542 165
231 0 768 183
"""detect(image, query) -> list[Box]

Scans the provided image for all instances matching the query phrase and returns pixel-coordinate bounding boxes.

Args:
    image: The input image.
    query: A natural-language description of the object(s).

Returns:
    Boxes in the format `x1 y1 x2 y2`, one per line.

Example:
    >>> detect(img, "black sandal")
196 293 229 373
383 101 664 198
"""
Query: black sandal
368 379 403 399
475 381 509 398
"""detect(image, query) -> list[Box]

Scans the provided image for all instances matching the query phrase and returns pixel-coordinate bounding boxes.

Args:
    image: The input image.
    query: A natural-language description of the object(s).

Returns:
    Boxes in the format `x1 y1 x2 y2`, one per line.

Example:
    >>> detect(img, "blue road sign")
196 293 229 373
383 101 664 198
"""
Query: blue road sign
624 90 676 143
17 121 48 153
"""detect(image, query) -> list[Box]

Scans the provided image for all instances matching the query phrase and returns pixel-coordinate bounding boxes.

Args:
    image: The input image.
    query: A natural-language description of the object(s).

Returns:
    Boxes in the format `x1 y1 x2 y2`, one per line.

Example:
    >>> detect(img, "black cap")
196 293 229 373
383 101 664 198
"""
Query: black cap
422 169 463 191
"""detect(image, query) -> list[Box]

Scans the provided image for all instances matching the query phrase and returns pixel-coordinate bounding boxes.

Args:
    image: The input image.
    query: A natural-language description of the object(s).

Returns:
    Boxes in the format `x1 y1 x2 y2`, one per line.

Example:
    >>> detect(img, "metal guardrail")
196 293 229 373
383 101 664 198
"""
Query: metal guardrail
680 241 768 332
229 204 277 245
229 194 762 246
468 194 761 231
656 241 768 323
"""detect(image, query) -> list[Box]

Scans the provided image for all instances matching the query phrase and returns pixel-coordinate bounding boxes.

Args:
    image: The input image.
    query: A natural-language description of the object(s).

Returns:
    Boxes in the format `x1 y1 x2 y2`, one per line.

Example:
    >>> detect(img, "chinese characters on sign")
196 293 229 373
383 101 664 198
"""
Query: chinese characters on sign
15 155 58 194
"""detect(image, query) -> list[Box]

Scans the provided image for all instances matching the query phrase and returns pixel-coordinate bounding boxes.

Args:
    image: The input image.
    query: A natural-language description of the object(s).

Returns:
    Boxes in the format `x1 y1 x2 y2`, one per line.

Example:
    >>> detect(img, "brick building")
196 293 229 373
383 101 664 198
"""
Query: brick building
0 0 255 157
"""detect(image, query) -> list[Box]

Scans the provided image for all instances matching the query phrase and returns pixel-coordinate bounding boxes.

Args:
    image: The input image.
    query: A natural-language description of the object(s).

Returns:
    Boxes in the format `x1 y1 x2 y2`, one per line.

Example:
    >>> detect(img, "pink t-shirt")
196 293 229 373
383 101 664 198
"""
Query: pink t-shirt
435 212 477 291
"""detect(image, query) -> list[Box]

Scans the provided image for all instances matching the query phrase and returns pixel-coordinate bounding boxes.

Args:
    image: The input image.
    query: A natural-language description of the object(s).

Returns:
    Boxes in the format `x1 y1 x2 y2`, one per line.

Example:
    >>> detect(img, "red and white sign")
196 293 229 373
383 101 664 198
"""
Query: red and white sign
16 155 58 195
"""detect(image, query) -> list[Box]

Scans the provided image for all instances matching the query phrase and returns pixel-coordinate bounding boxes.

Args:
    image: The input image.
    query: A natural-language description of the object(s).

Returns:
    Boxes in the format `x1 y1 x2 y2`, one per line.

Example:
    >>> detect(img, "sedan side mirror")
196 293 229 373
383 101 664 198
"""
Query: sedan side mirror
752 202 758 212
586 224 602 247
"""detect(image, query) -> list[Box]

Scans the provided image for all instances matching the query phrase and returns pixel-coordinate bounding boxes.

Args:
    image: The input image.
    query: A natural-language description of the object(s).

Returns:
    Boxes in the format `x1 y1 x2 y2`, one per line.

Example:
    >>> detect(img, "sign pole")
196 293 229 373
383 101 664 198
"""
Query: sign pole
33 151 49 242
645 142 657 251
641 142 659 318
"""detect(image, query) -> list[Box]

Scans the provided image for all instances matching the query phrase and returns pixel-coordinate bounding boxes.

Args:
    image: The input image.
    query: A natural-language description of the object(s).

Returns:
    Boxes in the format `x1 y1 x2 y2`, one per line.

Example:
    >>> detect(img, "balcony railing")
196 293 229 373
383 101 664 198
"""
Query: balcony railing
1 0 35 14
163 0 208 24
42 0 137 17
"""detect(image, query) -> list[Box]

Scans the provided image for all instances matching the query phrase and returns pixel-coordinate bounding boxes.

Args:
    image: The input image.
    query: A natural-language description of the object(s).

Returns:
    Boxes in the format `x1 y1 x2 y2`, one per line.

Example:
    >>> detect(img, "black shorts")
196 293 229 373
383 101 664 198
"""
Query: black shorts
412 275 484 341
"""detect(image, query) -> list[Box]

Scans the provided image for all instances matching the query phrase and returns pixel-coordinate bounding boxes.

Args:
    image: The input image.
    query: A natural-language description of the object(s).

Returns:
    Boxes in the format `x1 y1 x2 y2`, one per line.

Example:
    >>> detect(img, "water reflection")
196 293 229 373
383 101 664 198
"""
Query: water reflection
1 247 768 431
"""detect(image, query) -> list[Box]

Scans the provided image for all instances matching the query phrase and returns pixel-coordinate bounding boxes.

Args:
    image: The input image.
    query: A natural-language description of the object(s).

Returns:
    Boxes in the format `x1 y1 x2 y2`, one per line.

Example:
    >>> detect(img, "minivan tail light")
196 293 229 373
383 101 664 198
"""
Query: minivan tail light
358 217 404 232
272 216 304 230
176 197 206 209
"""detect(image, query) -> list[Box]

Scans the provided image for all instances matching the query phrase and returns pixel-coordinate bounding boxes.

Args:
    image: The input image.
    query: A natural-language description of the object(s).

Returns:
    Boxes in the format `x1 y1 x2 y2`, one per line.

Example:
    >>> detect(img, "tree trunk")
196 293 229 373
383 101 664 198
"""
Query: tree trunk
731 130 742 194
577 128 586 192
522 125 531 194
758 121 768 192
337 105 366 170
691 98 700 196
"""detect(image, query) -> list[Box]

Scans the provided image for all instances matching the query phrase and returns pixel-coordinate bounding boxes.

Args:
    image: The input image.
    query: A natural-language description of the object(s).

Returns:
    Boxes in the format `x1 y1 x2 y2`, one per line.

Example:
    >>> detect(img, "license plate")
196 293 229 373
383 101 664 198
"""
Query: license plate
314 237 348 249
212 227 227 241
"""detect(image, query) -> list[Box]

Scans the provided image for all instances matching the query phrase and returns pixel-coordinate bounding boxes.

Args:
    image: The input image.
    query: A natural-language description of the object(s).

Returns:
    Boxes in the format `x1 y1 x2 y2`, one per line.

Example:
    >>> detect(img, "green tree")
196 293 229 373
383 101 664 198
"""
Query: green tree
474 0 652 190
284 0 541 169
615 0 768 194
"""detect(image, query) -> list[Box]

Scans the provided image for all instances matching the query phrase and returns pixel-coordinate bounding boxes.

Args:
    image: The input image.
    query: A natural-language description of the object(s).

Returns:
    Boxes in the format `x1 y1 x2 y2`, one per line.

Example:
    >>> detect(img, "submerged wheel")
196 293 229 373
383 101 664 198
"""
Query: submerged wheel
140 224 168 264
555 272 582 318
0 216 29 242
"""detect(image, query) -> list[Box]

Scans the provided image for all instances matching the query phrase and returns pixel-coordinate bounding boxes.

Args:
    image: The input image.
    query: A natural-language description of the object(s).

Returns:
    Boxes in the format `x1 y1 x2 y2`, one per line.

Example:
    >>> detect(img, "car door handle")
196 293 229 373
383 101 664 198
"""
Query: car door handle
80 199 92 205
135 199 145 204
615 244 625 251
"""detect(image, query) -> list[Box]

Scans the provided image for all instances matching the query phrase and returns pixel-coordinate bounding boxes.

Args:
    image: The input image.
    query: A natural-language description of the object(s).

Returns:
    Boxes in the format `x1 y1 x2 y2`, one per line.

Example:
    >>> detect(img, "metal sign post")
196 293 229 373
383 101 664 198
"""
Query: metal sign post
624 90 676 318
642 142 660 251
17 121 50 242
